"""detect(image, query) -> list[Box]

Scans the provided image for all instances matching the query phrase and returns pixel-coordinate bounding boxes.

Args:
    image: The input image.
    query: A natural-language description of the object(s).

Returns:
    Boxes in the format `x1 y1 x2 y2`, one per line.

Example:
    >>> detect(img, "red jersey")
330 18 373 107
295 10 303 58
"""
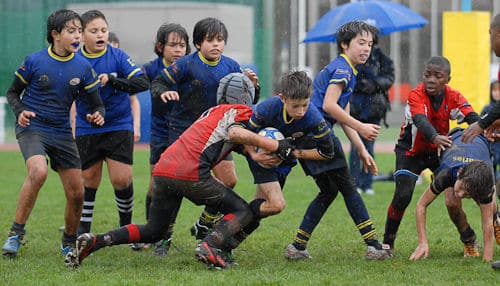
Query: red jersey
152 104 252 181
396 83 475 156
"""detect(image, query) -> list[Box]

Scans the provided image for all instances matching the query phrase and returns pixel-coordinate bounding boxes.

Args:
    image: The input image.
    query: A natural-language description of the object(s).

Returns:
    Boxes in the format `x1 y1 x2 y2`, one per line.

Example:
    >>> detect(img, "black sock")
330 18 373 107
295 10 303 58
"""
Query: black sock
115 184 134 226
79 187 97 234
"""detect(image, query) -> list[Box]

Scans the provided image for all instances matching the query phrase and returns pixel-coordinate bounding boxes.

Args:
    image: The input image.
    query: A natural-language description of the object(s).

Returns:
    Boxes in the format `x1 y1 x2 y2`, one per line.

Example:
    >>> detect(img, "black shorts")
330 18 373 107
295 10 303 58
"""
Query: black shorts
154 176 229 206
149 136 170 165
76 130 133 170
395 148 440 175
17 129 81 171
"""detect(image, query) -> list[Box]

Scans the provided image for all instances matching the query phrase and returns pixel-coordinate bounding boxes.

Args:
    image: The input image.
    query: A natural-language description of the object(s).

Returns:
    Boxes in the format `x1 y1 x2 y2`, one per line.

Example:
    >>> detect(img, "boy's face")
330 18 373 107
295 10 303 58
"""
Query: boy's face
195 33 225 61
422 63 450 97
341 31 373 65
52 19 82 55
82 17 108 53
280 95 310 120
161 32 188 65
490 25 500 57
453 179 471 199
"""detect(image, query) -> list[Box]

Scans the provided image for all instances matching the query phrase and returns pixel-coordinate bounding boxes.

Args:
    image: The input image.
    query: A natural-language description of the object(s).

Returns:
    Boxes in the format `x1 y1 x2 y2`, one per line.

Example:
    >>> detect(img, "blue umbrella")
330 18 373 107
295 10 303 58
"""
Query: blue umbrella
303 0 428 43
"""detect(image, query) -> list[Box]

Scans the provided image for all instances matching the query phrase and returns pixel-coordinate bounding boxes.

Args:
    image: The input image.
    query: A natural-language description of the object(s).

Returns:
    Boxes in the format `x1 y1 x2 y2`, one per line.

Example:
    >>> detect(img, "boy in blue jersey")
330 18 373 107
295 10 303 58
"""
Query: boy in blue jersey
410 128 497 262
141 23 190 256
216 70 334 264
74 10 149 239
151 17 260 243
285 21 391 260
2 9 105 260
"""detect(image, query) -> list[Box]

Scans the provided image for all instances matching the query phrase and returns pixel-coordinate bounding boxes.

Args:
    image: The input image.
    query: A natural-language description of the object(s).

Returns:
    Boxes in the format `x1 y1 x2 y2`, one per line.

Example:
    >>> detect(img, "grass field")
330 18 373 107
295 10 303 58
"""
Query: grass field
0 149 498 285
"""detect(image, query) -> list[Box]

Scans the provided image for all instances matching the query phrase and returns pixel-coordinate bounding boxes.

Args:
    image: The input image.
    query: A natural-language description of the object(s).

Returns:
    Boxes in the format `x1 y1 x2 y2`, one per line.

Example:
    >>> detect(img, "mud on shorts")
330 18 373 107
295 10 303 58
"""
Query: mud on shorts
76 130 133 170
17 129 81 171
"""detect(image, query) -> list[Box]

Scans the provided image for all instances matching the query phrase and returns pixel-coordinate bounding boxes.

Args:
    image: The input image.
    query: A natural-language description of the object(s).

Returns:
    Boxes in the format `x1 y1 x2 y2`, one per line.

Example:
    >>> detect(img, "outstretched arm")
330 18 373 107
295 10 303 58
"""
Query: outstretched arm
410 187 438 261
479 201 495 262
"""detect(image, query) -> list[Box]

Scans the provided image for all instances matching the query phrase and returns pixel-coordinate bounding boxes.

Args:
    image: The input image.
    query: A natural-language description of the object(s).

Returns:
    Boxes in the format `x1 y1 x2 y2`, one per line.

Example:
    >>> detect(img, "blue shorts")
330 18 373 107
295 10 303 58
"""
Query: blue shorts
17 129 81 171
246 155 294 187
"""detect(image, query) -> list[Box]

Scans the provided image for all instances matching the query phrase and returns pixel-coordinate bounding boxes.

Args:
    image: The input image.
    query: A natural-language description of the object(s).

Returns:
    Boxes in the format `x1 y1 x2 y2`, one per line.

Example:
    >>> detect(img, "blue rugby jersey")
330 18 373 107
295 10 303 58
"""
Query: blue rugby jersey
143 57 172 140
75 44 143 135
310 54 358 130
14 46 100 135
160 51 242 133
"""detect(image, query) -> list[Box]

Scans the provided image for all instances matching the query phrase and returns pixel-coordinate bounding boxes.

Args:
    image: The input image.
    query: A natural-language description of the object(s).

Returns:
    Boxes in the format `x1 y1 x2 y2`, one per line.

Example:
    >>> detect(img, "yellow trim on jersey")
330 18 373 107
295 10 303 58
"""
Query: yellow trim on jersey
163 68 176 84
248 118 261 129
283 105 294 124
14 71 28 84
84 79 100 91
80 45 107 58
162 57 170 68
127 68 141 79
197 51 220 66
47 46 74 62
340 53 358 75
329 78 348 86
313 128 330 139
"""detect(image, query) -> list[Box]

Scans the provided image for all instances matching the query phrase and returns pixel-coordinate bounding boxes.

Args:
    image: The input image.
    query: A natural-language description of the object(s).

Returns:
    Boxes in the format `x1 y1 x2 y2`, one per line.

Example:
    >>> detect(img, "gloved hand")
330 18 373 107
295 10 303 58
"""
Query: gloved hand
276 139 295 161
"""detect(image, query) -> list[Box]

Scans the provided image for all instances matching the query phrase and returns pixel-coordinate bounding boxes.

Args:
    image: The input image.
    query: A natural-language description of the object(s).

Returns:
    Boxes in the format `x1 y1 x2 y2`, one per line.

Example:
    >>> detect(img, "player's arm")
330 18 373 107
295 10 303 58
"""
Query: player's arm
323 84 380 141
130 95 141 142
85 89 106 127
107 73 150 95
409 187 438 261
228 124 294 161
479 200 495 262
5 77 27 118
151 73 179 102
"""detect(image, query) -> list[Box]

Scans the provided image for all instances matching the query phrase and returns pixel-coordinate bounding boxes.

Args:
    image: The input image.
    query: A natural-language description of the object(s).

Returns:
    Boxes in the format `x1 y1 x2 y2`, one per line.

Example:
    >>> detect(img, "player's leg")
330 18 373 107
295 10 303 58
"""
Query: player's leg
444 187 479 257
349 142 364 193
3 130 49 258
285 170 338 260
191 158 236 240
335 167 390 260
383 152 429 249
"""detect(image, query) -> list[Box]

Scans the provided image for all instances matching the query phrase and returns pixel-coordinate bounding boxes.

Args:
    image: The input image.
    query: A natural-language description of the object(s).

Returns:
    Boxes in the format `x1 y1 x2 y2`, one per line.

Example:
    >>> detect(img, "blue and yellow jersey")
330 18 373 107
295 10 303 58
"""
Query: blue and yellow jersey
310 54 358 128
14 46 100 135
160 51 242 131
75 44 143 135
249 96 332 144
143 57 171 139
431 128 493 195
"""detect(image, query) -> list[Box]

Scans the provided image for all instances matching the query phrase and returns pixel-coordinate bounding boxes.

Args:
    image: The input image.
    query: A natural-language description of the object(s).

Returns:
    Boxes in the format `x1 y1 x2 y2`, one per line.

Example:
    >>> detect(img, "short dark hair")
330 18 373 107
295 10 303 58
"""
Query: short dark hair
154 23 191 57
80 10 107 29
46 9 81 44
425 56 451 76
458 161 494 202
108 32 119 44
193 17 228 49
280 70 312 100
336 21 378 52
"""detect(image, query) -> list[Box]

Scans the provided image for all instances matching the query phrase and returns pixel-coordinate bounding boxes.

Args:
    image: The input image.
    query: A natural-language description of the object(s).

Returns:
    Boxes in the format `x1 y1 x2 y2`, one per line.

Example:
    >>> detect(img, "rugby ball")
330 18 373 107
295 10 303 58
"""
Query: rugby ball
256 127 284 168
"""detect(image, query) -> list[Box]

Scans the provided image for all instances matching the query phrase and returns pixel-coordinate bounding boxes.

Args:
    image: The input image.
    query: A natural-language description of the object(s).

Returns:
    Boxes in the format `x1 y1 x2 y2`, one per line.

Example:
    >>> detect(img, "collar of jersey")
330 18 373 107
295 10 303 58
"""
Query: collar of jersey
197 51 220 66
282 105 295 124
47 46 74 62
340 54 358 75
81 45 108 58
162 57 171 68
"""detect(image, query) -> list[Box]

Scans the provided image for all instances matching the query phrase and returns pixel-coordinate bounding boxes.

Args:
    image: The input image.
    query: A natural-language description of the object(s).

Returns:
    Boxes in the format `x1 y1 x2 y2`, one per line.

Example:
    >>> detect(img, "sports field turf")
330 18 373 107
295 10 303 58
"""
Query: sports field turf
0 149 497 285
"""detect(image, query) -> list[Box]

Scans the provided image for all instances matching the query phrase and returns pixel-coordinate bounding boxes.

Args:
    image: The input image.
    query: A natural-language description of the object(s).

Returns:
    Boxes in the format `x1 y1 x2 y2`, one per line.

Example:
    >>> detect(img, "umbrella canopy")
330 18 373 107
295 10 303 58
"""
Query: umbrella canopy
303 0 428 43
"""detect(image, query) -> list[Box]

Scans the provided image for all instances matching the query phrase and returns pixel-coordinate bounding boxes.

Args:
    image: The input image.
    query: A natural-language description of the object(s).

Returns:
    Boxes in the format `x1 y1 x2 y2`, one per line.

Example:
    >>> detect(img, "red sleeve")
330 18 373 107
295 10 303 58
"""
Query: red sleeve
447 85 476 115
408 83 427 116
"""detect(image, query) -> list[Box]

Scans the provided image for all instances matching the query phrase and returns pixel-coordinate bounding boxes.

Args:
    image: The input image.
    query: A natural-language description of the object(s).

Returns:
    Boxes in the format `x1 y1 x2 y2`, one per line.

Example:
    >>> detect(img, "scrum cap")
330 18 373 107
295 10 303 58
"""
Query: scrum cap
217 73 255 106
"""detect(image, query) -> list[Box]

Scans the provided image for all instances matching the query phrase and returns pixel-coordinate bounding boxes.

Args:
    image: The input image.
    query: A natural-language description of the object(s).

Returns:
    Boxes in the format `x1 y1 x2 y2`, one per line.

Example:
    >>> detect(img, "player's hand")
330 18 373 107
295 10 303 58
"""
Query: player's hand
358 123 380 141
461 122 483 143
245 68 259 87
359 150 378 176
17 110 36 127
86 111 105 127
98 73 109 86
409 243 429 261
160 91 180 102
253 150 282 166
275 139 295 161
432 134 452 154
